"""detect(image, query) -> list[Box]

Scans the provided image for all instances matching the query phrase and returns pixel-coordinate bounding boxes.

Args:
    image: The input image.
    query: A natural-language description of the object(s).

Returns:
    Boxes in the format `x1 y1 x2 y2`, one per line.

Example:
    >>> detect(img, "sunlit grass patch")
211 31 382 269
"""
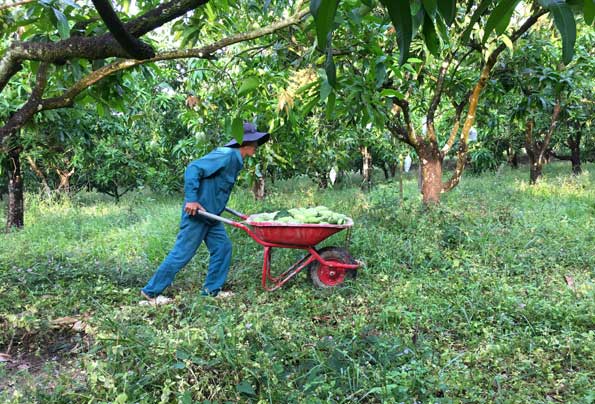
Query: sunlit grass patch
1 163 595 402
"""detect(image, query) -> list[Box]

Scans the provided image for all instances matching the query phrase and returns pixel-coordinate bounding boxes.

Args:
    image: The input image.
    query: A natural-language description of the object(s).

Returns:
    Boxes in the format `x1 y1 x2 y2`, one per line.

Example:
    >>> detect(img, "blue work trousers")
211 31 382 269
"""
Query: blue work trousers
142 213 232 297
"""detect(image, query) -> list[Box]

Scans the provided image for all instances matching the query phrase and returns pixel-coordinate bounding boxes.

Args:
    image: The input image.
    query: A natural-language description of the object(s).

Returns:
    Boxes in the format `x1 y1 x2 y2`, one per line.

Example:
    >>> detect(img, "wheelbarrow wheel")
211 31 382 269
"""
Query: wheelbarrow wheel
309 247 357 288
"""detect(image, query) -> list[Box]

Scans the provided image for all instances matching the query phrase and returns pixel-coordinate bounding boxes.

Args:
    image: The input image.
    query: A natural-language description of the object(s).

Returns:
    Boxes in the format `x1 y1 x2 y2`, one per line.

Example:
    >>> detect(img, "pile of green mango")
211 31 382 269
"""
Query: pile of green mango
249 206 351 225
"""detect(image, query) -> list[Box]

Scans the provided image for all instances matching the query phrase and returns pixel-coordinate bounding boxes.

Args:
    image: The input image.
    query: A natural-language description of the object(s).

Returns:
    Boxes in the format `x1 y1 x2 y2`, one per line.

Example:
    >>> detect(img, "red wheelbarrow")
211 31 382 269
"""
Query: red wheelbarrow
198 207 360 291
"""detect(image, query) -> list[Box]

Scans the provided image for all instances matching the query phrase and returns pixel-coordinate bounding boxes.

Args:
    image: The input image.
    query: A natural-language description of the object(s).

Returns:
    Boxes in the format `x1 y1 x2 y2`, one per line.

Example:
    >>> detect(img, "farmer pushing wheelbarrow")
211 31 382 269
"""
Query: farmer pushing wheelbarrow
140 122 359 305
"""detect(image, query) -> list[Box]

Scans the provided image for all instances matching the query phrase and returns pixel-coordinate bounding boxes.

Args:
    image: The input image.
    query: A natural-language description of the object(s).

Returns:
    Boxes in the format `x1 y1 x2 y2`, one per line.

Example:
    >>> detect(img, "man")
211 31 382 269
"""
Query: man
140 122 270 304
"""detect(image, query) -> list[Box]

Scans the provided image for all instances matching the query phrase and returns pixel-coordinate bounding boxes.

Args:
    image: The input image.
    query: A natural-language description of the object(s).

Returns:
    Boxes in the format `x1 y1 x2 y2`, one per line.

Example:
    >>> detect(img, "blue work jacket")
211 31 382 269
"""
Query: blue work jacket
184 147 244 215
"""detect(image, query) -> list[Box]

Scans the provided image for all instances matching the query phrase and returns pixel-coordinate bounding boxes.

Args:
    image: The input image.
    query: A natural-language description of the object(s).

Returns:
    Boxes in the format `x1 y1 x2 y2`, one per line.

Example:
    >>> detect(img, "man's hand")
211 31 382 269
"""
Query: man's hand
184 202 205 216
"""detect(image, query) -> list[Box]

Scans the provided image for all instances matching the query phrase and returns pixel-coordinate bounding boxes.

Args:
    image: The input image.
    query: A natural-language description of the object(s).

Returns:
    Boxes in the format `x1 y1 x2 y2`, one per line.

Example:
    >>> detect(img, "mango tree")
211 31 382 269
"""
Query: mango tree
553 98 594 174
0 0 309 228
310 0 591 204
550 28 595 174
505 31 593 183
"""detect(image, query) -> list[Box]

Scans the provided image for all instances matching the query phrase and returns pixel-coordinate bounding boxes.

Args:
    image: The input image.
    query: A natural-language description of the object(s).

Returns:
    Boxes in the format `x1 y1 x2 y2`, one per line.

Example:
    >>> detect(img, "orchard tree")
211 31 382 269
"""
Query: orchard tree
550 28 595 174
310 0 592 204
0 0 309 228
506 27 594 183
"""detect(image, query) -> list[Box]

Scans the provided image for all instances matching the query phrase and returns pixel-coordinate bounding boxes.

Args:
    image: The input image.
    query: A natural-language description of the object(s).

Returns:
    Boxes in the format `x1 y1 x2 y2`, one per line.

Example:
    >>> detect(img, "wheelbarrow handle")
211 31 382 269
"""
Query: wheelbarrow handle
195 210 270 247
196 210 238 226
224 207 248 220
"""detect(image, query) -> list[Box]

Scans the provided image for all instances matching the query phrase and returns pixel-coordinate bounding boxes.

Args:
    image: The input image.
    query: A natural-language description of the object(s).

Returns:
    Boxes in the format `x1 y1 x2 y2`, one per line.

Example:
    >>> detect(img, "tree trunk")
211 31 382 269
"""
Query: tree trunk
361 146 372 191
252 176 265 200
56 168 74 193
525 101 561 185
381 164 389 180
419 144 443 205
529 159 543 184
570 148 581 175
6 148 24 230
507 148 519 169
389 163 397 178
398 161 404 204
27 156 52 197
555 132 583 175
569 132 582 175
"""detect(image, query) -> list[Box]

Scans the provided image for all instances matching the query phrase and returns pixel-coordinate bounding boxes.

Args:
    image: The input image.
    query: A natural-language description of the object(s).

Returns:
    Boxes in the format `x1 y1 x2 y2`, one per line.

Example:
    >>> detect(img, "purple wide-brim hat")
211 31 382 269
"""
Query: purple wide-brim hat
224 122 270 148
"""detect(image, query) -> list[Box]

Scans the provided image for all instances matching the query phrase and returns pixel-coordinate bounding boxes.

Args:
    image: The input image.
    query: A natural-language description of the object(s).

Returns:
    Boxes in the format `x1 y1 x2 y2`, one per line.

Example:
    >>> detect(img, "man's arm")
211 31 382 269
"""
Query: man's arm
183 151 232 215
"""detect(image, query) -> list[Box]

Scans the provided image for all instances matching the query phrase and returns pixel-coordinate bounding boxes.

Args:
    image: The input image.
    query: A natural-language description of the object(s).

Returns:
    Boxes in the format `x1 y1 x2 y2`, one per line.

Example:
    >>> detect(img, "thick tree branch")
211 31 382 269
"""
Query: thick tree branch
0 8 310 145
426 57 452 143
0 55 22 94
537 99 561 161
91 0 155 59
440 94 470 157
0 63 49 147
449 47 475 83
388 121 415 147
525 119 535 160
392 98 419 147
0 0 209 94
442 11 547 193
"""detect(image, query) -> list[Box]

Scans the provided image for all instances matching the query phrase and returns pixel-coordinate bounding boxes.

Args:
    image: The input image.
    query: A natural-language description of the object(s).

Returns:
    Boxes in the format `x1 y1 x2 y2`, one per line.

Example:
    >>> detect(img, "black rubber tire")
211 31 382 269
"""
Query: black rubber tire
308 246 357 288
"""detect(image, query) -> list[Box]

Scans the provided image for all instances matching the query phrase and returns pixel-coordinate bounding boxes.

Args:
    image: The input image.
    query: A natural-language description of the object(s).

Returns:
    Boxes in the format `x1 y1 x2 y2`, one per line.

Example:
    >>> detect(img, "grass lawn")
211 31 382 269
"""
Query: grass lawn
1 162 594 403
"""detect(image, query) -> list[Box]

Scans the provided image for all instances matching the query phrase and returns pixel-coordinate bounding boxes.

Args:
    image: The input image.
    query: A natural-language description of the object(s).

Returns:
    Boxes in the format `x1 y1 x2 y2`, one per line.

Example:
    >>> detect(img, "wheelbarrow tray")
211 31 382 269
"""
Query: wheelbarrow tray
245 216 353 246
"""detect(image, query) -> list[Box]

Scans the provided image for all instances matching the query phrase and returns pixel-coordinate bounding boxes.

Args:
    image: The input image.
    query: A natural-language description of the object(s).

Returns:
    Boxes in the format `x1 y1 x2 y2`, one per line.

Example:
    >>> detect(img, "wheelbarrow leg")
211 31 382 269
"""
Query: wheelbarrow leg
261 247 317 291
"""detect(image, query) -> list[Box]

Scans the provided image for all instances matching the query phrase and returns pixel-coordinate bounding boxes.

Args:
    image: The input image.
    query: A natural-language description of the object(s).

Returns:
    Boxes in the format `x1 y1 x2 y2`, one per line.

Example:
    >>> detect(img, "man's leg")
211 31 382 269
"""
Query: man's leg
202 222 232 296
142 215 208 297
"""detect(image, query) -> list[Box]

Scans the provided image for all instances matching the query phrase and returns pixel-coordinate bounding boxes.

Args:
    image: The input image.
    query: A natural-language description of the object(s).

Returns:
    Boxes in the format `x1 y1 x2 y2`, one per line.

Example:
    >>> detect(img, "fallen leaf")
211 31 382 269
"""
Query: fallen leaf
0 353 11 362
72 321 87 332
51 317 79 327
564 275 575 291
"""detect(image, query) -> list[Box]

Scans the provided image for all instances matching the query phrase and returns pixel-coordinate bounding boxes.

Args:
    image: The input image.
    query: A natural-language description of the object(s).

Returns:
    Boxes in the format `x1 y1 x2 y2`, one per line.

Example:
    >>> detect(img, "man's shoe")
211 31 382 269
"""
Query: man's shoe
154 295 173 305
140 290 173 306
216 291 235 299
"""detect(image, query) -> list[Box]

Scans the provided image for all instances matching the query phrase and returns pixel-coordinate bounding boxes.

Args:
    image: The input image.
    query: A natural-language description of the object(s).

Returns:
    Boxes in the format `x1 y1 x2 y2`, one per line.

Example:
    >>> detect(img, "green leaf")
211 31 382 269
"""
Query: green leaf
180 391 192 404
310 0 339 50
461 0 493 44
236 380 256 396
238 77 259 96
494 8 515 35
320 80 332 101
301 95 319 116
176 350 190 360
61 0 80 8
483 0 520 42
380 88 405 98
422 11 440 57
434 12 450 42
501 34 514 55
585 0 595 25
375 62 386 87
437 0 456 25
412 6 425 38
180 25 202 48
97 103 105 117
52 8 70 39
231 117 244 144
546 0 577 64
379 0 412 65
422 0 437 16
326 92 336 119
325 52 337 87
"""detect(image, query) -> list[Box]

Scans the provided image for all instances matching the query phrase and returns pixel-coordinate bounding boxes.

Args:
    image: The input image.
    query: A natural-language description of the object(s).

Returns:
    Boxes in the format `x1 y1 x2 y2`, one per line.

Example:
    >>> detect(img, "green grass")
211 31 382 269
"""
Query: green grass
1 162 594 403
